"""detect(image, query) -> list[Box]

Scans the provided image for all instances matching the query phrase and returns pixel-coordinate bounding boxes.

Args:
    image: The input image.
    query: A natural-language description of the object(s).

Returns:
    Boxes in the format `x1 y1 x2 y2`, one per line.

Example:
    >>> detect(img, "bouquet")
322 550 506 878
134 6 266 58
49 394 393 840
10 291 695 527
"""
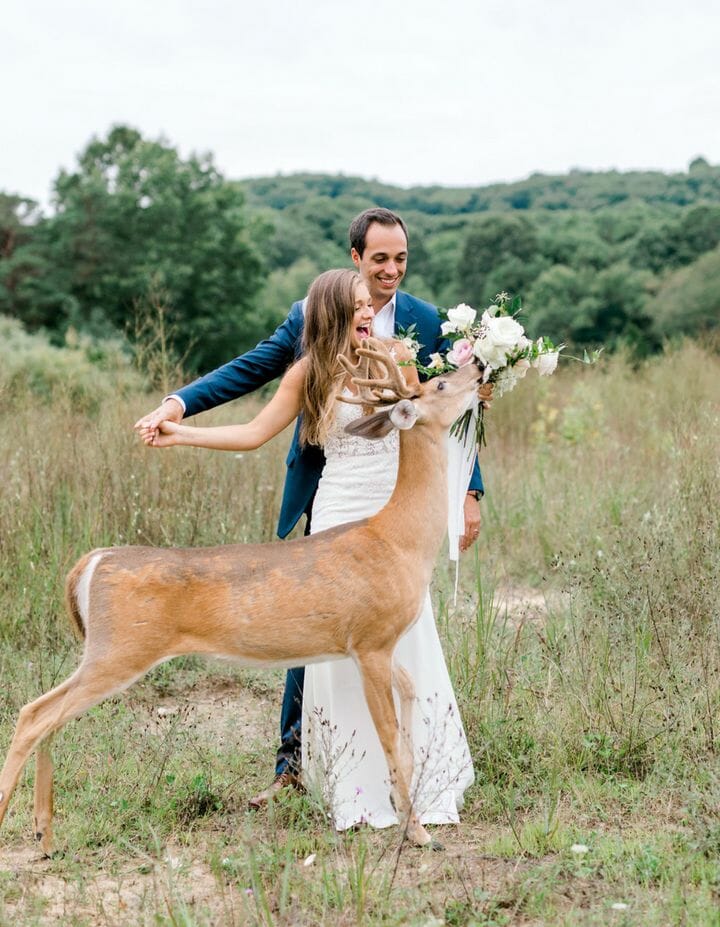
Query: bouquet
404 293 574 447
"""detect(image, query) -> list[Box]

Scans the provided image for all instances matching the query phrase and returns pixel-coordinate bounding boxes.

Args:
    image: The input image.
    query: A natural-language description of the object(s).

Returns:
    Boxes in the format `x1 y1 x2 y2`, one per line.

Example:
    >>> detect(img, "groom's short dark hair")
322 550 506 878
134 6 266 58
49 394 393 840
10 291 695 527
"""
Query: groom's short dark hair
349 208 409 257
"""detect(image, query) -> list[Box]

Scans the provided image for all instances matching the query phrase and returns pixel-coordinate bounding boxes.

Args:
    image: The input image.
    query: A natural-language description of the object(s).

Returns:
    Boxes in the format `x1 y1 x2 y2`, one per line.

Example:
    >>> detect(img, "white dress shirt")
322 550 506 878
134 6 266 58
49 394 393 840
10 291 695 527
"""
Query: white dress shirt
370 293 396 340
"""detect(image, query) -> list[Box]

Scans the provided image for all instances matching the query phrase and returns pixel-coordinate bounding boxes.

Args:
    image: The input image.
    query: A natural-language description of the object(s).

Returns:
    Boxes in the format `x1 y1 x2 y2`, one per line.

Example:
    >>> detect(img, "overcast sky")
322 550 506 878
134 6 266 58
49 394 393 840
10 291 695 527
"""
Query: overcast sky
4 0 720 207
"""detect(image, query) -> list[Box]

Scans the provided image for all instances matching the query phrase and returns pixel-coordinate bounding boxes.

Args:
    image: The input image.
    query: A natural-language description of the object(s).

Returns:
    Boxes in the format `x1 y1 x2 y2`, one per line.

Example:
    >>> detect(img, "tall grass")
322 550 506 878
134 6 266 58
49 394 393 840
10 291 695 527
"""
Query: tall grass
1 341 720 925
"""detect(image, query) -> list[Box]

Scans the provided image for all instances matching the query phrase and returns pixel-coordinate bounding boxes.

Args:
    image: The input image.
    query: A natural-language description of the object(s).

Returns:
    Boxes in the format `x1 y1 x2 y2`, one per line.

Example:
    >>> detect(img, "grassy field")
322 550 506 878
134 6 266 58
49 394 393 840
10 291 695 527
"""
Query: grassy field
1 342 719 925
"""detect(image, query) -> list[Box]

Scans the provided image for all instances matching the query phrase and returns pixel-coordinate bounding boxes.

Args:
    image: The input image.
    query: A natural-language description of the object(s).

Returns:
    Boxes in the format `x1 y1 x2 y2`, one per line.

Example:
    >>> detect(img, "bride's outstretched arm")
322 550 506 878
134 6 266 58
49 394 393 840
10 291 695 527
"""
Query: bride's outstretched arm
148 360 306 451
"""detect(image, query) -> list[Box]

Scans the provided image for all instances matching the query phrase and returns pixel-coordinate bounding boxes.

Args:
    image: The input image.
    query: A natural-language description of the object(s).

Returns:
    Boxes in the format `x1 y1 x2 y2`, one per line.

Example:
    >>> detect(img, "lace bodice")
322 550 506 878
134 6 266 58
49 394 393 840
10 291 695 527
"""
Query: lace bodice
311 397 399 536
323 394 399 461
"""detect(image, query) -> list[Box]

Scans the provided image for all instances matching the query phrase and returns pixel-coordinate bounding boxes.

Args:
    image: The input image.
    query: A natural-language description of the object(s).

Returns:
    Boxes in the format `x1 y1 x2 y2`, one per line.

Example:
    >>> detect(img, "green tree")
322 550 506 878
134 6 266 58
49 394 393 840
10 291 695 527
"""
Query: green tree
528 262 656 352
256 257 322 333
457 215 541 305
675 205 720 264
0 194 70 329
650 246 720 339
630 205 720 273
33 125 268 371
423 228 464 304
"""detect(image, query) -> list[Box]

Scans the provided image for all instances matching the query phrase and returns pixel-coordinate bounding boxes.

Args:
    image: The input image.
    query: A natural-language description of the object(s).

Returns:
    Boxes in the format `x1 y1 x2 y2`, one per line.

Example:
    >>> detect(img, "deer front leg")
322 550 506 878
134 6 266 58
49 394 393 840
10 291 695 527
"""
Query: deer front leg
355 651 432 847
392 662 416 794
33 737 54 856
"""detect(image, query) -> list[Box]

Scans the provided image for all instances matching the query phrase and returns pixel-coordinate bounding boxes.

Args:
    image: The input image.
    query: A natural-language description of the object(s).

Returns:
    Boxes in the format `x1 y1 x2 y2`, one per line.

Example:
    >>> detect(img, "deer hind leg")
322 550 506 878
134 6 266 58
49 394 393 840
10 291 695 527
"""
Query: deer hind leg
356 651 431 847
0 656 150 851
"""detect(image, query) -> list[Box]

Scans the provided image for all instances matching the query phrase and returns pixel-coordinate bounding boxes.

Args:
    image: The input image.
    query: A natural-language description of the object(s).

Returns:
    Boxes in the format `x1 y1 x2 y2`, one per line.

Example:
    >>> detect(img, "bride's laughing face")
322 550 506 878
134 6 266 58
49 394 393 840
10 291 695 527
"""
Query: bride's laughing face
351 281 374 348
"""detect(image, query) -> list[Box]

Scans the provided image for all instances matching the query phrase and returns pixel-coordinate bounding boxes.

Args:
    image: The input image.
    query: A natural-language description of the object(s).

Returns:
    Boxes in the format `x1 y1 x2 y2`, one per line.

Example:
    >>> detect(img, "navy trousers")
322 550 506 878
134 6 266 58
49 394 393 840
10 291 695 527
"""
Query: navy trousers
275 666 305 775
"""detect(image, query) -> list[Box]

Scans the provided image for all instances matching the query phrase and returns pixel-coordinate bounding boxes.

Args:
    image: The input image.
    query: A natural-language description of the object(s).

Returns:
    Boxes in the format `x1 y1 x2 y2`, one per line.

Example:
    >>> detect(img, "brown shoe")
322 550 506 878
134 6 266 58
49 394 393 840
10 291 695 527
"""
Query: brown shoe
247 771 302 810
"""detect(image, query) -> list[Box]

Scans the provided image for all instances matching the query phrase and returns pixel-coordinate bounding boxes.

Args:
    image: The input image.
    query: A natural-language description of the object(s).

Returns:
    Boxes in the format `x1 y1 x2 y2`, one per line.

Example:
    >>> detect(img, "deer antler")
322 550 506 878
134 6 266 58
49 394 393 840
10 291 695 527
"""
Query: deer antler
338 337 416 405
337 346 377 405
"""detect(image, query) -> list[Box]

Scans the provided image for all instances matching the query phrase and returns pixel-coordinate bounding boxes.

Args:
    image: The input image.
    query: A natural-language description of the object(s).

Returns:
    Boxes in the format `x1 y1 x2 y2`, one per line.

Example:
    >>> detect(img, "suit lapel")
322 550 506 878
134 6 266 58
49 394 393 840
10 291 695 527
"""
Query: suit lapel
394 291 436 365
393 291 415 334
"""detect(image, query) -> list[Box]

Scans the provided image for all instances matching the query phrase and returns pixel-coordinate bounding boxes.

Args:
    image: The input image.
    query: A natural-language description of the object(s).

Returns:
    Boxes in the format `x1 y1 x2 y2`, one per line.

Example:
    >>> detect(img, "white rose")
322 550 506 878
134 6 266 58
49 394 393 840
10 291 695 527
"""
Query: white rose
473 336 507 369
441 320 458 336
447 303 477 330
484 313 525 350
534 351 559 376
473 314 525 370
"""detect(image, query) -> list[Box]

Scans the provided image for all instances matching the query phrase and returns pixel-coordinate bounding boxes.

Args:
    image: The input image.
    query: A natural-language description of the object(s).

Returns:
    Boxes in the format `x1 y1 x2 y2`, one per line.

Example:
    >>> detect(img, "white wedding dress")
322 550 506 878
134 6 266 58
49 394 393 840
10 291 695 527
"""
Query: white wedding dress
301 396 474 830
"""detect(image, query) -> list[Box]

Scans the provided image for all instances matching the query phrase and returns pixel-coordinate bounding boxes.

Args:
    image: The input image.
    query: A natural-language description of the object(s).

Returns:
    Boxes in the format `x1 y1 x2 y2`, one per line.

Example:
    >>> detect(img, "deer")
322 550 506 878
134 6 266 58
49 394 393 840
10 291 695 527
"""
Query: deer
0 339 484 854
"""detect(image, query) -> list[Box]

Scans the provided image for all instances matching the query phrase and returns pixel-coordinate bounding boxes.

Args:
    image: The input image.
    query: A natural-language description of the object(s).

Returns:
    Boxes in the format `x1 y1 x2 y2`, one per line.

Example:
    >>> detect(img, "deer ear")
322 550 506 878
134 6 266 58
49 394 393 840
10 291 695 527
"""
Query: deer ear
345 407 396 440
390 400 419 430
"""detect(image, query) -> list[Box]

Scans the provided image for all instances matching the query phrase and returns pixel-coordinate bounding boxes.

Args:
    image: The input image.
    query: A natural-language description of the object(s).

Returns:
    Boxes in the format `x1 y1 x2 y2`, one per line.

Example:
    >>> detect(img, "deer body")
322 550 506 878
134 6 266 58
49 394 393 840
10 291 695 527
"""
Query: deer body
0 345 481 853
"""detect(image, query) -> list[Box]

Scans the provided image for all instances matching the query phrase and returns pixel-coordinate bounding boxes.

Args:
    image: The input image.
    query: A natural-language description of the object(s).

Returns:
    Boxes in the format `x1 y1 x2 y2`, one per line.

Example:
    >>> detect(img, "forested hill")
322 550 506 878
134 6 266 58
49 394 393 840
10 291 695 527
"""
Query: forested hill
240 160 720 214
1 126 719 374
238 160 720 356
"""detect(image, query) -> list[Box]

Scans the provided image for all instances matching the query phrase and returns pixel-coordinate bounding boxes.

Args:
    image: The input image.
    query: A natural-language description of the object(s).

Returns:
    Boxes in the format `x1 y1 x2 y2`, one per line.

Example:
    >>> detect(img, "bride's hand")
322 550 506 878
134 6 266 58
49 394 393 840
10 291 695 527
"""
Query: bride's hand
150 420 183 447
478 382 494 409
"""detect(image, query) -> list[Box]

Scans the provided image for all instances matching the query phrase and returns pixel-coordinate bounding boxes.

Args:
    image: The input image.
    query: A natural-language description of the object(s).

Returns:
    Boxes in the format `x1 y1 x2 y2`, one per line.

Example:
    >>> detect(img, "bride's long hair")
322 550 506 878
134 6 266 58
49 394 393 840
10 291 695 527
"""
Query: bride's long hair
300 268 373 447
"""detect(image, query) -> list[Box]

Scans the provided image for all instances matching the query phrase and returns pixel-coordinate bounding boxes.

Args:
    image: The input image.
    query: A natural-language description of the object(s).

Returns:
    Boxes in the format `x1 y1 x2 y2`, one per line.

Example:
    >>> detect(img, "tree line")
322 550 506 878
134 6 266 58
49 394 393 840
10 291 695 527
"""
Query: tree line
2 126 719 374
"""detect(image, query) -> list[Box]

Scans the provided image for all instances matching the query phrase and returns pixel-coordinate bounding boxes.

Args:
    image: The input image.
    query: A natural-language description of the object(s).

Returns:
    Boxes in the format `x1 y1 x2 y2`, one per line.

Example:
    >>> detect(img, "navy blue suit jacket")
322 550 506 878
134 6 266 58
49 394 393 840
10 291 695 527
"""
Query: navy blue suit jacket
176 290 483 538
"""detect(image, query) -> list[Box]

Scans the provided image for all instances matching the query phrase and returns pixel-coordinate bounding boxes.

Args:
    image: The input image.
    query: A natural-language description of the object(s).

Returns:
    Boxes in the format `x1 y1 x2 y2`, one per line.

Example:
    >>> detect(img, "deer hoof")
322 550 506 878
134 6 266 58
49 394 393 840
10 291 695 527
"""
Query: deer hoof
34 827 54 857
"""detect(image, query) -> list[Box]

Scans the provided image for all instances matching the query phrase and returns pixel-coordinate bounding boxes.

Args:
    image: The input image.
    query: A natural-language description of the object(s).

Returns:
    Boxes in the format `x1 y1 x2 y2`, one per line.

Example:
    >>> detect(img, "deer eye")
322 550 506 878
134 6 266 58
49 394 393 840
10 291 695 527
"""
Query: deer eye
436 380 446 391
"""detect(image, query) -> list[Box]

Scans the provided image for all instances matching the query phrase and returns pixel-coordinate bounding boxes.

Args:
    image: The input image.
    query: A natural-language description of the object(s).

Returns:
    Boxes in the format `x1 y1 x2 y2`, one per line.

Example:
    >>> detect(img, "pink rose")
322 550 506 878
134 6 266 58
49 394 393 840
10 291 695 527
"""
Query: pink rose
447 338 475 367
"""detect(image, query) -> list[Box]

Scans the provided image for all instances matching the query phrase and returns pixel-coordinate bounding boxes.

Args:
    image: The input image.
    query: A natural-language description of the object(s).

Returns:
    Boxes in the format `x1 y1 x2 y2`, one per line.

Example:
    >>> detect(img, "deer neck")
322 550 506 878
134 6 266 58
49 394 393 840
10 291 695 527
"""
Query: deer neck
372 425 449 557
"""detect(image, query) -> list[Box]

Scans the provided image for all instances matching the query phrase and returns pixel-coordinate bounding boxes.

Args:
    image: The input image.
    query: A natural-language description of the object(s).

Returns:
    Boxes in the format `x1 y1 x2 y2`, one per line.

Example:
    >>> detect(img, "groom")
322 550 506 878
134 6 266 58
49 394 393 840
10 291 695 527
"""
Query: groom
135 207 484 805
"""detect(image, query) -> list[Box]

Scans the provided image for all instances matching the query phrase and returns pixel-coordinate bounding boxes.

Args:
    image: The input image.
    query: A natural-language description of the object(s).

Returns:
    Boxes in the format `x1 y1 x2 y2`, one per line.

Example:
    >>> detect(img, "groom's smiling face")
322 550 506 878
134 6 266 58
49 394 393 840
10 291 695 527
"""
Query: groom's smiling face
351 222 408 309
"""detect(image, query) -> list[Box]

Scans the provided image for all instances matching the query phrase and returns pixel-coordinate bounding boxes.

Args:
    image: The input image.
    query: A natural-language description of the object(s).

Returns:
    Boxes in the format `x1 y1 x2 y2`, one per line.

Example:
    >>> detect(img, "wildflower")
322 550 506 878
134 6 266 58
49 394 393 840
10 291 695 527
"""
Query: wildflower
400 336 419 359
570 843 589 855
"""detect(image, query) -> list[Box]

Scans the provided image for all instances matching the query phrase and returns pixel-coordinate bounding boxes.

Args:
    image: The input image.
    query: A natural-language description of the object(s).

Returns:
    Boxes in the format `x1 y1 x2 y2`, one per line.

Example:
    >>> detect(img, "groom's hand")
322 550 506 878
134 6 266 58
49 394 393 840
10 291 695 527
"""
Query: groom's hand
134 398 184 446
460 493 482 552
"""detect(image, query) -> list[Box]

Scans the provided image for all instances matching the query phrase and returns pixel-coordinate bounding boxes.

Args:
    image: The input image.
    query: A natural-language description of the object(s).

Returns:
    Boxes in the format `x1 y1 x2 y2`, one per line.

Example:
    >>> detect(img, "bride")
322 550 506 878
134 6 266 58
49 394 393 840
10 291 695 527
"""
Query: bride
151 268 477 830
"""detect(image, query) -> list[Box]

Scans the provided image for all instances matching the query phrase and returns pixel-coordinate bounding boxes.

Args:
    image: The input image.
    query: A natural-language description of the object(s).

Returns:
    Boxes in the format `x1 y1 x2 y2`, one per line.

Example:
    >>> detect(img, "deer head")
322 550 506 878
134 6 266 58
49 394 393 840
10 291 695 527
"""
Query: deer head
339 338 481 440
